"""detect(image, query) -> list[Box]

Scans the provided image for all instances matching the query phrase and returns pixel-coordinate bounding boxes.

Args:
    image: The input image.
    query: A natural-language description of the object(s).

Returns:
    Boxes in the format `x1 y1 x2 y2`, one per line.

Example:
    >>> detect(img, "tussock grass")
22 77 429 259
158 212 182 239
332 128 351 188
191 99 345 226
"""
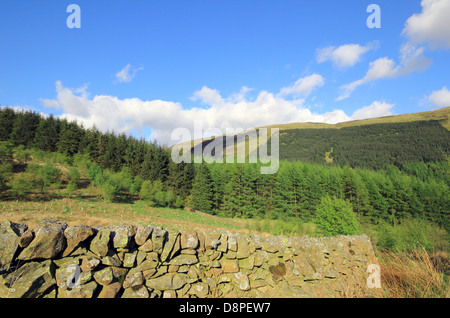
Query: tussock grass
377 247 449 298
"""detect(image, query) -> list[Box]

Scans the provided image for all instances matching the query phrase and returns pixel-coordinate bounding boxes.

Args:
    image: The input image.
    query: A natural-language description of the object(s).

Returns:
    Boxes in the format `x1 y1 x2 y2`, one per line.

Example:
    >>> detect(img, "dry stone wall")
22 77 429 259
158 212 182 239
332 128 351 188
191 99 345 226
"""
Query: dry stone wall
0 219 378 298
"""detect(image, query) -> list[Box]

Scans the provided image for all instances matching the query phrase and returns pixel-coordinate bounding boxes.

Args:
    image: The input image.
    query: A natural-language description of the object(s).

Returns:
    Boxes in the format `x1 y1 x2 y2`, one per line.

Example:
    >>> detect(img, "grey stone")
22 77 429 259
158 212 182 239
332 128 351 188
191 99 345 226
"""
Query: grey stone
122 285 149 298
0 260 55 298
63 225 95 257
58 281 98 298
160 228 180 262
0 220 25 272
169 254 198 266
89 228 111 257
151 228 167 254
145 273 188 290
135 225 154 246
18 220 67 261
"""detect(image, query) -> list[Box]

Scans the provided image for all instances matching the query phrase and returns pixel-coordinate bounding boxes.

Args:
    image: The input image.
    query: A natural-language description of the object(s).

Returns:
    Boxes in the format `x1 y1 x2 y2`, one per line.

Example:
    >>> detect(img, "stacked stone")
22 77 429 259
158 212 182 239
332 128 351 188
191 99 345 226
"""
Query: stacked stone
0 219 376 298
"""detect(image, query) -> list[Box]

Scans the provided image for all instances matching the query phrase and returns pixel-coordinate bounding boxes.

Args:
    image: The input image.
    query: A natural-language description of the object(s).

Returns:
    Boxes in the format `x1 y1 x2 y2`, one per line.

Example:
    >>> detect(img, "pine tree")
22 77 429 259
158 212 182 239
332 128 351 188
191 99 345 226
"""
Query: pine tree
33 114 60 152
9 110 40 147
253 168 275 218
0 107 16 141
190 164 214 213
239 164 258 218
167 161 194 199
209 162 227 212
57 119 84 156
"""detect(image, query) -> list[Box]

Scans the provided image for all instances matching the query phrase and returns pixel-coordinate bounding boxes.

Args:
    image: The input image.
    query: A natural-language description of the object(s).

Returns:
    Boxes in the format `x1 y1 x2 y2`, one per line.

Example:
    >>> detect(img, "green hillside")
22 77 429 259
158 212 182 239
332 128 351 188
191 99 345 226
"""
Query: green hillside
278 120 450 169
184 107 450 170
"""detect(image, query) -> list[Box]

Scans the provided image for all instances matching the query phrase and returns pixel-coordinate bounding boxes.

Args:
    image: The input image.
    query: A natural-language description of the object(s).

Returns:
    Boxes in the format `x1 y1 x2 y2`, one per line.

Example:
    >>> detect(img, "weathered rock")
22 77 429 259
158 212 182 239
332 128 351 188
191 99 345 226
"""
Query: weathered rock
145 273 188 290
239 254 255 270
19 230 34 248
63 225 95 257
93 267 114 286
98 281 122 298
111 266 128 281
227 235 237 252
235 234 255 259
18 220 67 261
160 228 180 262
135 225 153 246
89 228 111 257
102 253 122 267
221 259 239 273
262 236 283 253
180 231 199 249
197 231 206 252
123 251 137 268
151 228 167 254
80 255 101 272
53 256 80 268
232 271 250 291
163 289 177 298
0 260 55 298
254 250 269 267
123 270 144 289
58 281 98 298
189 282 209 298
204 230 221 250
112 225 132 250
275 281 311 298
136 258 158 272
0 220 25 272
217 234 228 253
122 285 149 298
169 254 198 266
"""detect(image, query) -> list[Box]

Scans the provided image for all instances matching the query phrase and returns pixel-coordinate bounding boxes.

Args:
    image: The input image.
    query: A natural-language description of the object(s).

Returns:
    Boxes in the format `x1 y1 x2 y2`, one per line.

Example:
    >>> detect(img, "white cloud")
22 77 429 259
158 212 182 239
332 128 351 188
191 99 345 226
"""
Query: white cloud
316 43 373 69
115 64 143 83
278 74 325 98
41 81 395 146
351 101 394 120
337 44 431 101
402 0 450 49
427 86 450 108
336 0 450 101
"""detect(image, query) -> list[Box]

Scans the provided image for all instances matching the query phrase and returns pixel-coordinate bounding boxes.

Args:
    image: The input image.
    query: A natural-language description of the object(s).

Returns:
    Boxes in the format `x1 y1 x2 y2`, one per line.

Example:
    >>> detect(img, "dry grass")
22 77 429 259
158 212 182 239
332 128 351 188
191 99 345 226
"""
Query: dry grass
262 107 450 131
0 196 246 232
376 247 449 298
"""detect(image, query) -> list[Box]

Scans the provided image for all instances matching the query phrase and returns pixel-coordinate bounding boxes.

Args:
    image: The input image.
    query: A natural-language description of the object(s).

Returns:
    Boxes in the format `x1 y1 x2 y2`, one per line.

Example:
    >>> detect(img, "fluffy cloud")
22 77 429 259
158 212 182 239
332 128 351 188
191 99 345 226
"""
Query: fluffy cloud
402 0 450 49
337 44 431 101
278 74 324 98
351 101 394 121
115 64 143 83
40 79 393 146
427 86 450 108
316 43 373 69
336 0 450 101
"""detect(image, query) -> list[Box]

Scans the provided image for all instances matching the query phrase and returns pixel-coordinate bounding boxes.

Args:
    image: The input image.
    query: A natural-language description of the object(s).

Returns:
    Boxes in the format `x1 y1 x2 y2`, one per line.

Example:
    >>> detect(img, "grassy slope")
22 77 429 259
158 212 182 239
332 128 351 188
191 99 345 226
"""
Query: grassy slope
170 107 450 164
260 106 450 131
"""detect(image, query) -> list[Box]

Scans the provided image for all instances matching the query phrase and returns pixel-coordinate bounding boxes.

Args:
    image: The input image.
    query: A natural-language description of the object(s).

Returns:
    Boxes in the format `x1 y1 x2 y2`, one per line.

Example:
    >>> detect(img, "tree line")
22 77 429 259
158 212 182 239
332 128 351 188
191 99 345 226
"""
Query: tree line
190 161 449 232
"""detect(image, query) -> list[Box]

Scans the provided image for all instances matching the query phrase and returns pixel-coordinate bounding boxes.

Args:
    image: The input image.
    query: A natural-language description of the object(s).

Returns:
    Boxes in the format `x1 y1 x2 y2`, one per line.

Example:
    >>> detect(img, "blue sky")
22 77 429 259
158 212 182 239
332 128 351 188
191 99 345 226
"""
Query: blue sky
1 0 449 144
